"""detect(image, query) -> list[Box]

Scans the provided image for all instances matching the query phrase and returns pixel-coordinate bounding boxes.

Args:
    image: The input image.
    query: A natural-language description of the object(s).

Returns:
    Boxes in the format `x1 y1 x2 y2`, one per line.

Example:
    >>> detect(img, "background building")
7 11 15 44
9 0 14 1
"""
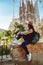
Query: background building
9 0 40 32
19 0 40 24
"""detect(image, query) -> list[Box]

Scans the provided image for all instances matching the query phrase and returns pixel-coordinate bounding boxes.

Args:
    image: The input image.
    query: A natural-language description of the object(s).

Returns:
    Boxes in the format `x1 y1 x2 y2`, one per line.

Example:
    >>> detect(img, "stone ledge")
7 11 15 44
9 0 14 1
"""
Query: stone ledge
27 43 43 53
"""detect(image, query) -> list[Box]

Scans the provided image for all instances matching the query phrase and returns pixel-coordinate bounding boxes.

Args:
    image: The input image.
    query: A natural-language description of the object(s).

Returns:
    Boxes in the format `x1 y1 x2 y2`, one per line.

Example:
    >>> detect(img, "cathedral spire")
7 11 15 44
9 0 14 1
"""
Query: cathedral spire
26 0 30 4
22 0 24 3
19 0 22 12
31 0 33 4
22 0 24 6
34 0 40 22
26 0 30 11
30 0 34 13
19 0 22 22
26 0 30 18
22 0 24 5
22 0 25 22
26 0 30 2
20 0 22 7
21 0 25 13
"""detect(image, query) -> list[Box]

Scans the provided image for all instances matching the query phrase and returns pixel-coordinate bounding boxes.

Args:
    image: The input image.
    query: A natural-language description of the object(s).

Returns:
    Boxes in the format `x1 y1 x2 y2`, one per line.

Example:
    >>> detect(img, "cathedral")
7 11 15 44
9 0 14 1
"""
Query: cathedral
9 0 40 31
19 0 40 24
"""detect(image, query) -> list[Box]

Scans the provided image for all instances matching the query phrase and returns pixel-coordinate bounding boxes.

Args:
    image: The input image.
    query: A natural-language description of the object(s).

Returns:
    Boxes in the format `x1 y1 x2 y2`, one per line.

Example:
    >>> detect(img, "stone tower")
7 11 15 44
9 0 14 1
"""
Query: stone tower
19 0 22 22
19 0 25 23
19 0 39 24
34 0 40 22
22 0 25 23
30 0 34 23
26 0 31 21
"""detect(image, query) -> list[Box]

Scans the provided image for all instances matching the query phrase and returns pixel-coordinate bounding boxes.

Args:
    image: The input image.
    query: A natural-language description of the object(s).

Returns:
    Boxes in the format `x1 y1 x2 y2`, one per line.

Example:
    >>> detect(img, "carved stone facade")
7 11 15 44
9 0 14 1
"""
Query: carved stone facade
19 0 40 24
9 0 40 32
19 0 35 24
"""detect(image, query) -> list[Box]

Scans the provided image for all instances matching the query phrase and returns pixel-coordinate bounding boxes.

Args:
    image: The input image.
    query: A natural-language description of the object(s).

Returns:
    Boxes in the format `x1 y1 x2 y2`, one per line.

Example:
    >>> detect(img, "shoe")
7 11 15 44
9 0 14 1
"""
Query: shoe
13 39 18 44
27 52 32 61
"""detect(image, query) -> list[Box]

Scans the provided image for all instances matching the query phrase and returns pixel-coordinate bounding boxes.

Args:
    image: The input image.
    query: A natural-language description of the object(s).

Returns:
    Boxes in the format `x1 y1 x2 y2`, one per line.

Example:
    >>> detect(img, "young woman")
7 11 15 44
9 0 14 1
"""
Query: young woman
17 21 40 61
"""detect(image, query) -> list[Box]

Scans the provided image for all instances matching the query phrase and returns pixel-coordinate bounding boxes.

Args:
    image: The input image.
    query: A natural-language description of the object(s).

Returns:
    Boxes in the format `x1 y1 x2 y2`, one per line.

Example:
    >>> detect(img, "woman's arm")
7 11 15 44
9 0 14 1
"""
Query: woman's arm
21 29 33 35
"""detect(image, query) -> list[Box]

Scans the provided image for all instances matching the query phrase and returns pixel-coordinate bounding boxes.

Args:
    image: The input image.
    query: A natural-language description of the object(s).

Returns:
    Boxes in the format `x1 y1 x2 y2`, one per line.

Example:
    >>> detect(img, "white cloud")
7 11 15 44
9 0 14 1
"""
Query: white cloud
0 16 12 30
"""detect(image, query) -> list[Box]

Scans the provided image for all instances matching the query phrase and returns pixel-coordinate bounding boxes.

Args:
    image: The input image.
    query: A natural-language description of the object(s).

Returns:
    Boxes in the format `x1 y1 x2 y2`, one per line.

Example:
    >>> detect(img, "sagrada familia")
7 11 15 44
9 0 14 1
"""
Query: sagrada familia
19 0 40 24
9 0 40 31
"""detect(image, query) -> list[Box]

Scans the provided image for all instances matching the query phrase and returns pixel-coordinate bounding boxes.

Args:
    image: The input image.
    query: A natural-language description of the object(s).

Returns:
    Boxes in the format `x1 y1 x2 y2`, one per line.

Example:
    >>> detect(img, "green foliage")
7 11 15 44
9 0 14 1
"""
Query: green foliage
0 30 14 54
0 22 25 46
5 30 12 37
14 22 25 32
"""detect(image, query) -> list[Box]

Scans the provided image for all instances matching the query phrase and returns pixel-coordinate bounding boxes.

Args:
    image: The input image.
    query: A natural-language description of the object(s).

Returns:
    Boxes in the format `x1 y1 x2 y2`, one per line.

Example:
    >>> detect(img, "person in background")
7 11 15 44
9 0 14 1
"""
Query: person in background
17 21 40 61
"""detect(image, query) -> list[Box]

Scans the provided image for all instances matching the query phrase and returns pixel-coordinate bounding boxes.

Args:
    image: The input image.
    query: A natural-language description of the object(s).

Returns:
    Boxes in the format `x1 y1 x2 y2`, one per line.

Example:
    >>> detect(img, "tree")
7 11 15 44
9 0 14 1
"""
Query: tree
14 22 25 32
1 31 6 37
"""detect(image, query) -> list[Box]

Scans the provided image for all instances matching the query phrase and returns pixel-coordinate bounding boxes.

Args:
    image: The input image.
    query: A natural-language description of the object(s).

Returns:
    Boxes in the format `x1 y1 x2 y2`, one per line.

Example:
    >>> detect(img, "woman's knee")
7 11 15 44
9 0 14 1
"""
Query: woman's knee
21 41 28 46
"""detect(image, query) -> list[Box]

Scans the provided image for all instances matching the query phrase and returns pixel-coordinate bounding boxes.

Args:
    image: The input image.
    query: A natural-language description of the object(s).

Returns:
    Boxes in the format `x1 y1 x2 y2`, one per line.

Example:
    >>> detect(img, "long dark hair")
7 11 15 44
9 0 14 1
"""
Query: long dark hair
28 21 33 27
28 21 35 31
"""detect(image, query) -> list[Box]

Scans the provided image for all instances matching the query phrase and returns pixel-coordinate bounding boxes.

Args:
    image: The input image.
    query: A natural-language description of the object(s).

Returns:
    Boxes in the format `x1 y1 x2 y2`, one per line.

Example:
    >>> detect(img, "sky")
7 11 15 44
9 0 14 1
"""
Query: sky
0 0 43 30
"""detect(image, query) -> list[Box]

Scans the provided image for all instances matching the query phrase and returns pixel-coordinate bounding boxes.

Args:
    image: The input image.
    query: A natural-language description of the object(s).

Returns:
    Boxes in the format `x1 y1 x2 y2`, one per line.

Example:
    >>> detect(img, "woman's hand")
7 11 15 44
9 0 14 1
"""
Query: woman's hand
17 32 21 36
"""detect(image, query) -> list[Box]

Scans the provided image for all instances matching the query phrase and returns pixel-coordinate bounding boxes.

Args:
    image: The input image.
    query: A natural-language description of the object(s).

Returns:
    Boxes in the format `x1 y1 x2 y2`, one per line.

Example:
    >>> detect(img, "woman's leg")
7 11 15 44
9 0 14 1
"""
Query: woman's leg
16 34 22 40
21 40 29 54
21 40 32 61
